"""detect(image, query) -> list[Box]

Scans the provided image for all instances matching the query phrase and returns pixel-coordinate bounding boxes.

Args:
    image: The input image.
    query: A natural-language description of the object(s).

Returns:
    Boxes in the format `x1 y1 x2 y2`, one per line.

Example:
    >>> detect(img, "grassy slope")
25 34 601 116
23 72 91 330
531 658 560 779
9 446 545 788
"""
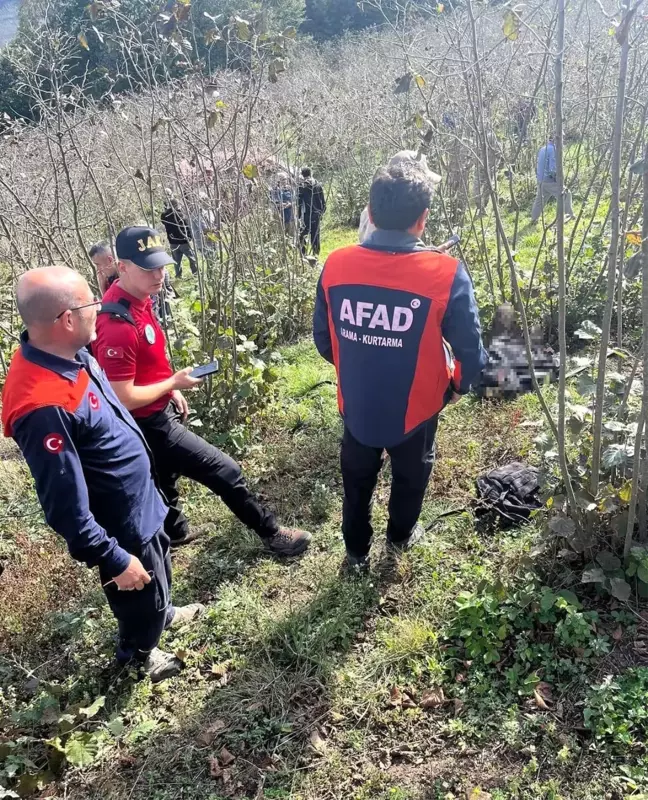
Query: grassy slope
0 221 643 800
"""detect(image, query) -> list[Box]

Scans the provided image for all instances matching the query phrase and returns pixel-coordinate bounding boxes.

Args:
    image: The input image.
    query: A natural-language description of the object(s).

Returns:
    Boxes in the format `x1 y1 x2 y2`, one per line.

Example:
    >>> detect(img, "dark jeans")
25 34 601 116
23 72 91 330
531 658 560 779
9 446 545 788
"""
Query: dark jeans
137 403 278 542
99 529 175 662
341 417 438 558
300 213 322 256
171 242 198 277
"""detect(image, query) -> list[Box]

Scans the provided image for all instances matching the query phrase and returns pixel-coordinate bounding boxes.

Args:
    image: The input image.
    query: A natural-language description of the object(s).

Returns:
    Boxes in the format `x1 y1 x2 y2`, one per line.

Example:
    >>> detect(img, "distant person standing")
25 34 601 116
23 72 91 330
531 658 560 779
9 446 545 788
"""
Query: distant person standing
271 173 294 232
298 167 326 256
161 199 198 279
90 242 119 294
531 136 574 224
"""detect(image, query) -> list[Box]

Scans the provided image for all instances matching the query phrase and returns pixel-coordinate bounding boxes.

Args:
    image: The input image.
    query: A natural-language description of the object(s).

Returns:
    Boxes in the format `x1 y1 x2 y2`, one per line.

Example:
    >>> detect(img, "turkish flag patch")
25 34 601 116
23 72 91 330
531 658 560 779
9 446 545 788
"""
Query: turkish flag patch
88 392 100 411
43 434 65 453
103 346 124 359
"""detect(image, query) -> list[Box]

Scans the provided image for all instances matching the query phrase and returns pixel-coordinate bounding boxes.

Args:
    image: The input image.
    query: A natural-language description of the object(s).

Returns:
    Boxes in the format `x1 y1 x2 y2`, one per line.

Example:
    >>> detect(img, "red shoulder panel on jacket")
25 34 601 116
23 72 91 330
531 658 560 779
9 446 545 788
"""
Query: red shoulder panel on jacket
2 350 89 437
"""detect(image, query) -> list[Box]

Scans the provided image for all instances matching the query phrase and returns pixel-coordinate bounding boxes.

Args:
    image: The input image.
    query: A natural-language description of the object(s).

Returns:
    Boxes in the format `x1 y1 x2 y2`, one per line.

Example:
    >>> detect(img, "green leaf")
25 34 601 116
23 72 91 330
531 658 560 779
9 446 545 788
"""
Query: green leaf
106 717 126 737
548 516 576 537
503 9 521 41
602 444 634 471
556 589 581 608
282 26 297 38
540 590 556 612
596 551 622 572
574 320 602 340
64 732 99 767
79 696 105 719
414 74 426 89
243 163 259 180
637 564 648 584
609 578 631 602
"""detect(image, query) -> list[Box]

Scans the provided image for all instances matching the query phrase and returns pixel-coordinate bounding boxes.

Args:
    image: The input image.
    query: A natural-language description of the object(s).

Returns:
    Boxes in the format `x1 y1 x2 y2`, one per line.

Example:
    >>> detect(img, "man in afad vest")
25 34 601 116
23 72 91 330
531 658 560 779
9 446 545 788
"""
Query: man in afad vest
314 161 487 571
94 226 311 557
2 266 204 682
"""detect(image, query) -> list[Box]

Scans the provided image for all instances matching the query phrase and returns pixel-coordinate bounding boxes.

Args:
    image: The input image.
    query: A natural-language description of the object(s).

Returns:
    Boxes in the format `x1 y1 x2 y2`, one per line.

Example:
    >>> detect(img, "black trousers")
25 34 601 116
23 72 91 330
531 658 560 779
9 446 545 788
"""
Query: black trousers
171 242 198 277
300 213 322 256
137 403 278 542
99 530 174 662
341 417 438 558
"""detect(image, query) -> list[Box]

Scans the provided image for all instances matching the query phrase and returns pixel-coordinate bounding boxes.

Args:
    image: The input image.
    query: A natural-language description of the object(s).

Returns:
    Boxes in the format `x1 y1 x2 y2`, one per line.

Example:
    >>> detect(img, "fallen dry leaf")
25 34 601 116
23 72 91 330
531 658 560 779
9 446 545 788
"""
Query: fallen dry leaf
309 729 327 754
388 686 403 707
467 789 491 800
219 747 235 766
197 719 227 747
454 698 465 716
612 626 623 642
247 701 263 712
222 769 232 785
209 757 222 779
210 662 229 678
420 688 445 709
533 681 554 710
401 692 417 708
175 648 188 662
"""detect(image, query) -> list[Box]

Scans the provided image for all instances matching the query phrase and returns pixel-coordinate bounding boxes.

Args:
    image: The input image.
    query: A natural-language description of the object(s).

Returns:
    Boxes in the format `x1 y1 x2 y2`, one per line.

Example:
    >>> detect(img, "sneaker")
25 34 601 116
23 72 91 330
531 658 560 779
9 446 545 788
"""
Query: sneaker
169 529 202 549
141 648 184 683
167 603 205 629
263 527 312 556
342 551 370 576
387 523 425 554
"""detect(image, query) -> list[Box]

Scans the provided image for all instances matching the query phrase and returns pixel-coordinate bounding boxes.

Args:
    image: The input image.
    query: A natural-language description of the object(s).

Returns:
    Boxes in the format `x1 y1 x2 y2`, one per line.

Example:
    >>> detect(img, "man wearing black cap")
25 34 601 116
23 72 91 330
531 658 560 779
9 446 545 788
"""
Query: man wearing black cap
94 226 311 556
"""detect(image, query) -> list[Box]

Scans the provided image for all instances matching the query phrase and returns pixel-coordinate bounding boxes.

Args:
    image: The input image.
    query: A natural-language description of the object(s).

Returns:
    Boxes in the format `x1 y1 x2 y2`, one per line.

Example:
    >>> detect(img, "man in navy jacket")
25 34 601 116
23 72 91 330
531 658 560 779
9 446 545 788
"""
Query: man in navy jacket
2 266 203 682
314 161 487 570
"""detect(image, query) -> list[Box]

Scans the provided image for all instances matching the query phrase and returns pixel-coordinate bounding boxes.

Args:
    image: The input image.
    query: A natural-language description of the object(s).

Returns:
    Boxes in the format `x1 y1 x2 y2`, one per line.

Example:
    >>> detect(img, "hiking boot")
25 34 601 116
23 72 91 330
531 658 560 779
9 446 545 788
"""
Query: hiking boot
141 648 184 683
263 527 312 556
169 529 202 549
387 523 425 554
341 551 371 576
167 603 205 629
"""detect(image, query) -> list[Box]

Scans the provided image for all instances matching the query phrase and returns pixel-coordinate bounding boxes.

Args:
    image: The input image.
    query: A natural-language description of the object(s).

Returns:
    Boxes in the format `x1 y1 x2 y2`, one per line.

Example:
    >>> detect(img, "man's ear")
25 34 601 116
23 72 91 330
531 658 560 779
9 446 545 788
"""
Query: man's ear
415 208 429 232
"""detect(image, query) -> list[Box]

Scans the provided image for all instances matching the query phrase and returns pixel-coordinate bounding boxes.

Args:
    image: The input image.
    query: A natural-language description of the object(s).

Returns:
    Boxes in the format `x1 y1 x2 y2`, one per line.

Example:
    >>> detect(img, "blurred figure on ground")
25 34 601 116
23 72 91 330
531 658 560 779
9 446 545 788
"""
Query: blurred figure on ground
315 162 487 573
90 241 118 294
358 151 441 243
161 198 198 279
298 167 327 256
2 266 204 682
531 136 574 224
271 172 294 233
94 226 312 558
478 303 558 398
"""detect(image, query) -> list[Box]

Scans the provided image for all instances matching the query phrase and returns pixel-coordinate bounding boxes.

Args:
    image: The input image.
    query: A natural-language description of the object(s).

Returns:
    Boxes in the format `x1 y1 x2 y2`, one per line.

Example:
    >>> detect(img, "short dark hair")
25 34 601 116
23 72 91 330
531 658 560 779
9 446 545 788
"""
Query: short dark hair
301 167 312 178
369 163 433 231
89 241 111 259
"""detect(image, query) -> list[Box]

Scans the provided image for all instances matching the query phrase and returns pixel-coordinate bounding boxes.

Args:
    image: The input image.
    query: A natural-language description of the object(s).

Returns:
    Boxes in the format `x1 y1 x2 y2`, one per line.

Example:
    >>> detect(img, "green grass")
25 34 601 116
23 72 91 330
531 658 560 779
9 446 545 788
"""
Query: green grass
1 217 645 800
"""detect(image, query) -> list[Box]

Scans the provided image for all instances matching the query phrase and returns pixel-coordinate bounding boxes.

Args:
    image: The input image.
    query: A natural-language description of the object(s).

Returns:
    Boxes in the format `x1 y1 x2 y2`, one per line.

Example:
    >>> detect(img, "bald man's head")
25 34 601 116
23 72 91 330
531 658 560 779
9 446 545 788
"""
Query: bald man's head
16 266 89 327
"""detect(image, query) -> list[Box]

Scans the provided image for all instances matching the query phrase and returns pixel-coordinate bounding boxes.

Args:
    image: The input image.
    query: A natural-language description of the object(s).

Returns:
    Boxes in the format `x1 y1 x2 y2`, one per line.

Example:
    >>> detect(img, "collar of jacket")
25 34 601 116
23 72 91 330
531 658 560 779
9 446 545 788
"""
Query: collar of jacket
361 229 428 253
20 330 85 380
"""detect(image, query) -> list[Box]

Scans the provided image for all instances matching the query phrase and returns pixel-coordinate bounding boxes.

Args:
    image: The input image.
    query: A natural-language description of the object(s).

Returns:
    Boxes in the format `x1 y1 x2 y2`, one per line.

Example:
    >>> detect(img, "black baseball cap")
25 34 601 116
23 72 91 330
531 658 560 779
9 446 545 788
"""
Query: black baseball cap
115 226 174 270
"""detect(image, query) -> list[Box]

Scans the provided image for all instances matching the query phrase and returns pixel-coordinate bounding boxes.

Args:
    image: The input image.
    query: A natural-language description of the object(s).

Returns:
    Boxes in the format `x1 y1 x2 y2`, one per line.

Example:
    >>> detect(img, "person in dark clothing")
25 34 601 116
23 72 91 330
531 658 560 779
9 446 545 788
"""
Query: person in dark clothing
314 162 487 572
2 266 204 682
298 167 326 256
94 226 312 558
161 199 198 278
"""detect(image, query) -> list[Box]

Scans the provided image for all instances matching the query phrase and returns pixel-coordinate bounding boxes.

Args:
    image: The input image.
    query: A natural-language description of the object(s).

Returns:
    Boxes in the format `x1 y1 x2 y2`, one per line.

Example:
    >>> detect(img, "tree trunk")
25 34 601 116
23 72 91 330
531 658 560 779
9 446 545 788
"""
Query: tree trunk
590 9 635 496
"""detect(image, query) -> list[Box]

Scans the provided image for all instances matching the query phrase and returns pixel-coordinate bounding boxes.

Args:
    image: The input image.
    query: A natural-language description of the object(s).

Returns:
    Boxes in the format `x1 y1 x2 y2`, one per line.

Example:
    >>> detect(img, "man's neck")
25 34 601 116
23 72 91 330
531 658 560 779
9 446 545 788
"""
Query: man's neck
28 332 79 361
116 278 148 302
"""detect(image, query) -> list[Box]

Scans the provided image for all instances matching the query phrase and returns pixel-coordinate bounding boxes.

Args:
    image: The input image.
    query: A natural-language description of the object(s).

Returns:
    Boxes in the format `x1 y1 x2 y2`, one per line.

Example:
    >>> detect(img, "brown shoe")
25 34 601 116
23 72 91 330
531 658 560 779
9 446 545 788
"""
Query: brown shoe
263 527 311 556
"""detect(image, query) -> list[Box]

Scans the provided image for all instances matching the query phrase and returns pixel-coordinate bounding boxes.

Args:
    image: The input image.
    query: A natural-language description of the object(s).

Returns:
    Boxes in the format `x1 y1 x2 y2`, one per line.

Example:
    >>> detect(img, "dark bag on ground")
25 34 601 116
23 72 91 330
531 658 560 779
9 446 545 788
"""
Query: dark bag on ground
475 461 542 526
